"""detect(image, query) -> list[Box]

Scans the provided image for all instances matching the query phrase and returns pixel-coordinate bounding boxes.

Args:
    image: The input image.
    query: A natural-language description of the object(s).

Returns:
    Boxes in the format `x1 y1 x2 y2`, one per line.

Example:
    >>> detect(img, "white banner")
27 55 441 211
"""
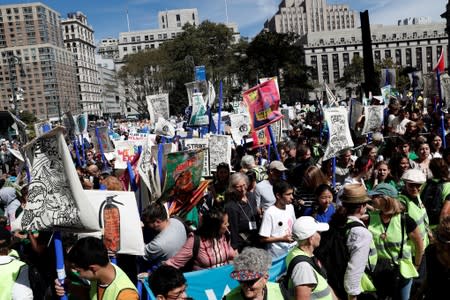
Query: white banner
209 135 232 172
323 107 354 161
155 117 175 137
184 138 210 177
146 93 170 122
189 92 209 126
361 105 384 135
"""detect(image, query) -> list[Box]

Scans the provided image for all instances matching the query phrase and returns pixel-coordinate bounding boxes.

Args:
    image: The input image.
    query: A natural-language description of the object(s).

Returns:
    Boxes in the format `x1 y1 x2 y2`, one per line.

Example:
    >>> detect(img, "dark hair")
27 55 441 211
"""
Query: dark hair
67 237 109 269
142 201 168 223
389 153 409 181
273 180 293 198
196 207 227 240
351 156 372 175
429 158 450 181
246 169 256 184
314 184 334 198
149 265 186 297
296 144 310 160
216 162 230 171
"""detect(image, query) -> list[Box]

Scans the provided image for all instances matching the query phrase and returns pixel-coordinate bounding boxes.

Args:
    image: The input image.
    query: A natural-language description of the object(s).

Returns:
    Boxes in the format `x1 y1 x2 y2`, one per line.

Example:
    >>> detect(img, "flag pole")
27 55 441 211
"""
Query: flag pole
437 70 447 149
217 80 223 134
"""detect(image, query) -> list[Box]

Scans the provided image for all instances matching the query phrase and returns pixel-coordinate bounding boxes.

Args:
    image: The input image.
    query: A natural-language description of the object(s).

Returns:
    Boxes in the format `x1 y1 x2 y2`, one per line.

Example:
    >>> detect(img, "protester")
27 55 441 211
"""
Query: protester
149 265 191 300
224 247 283 299
255 160 287 211
259 181 296 258
0 178 20 224
164 207 236 270
286 216 334 299
366 160 396 191
303 184 336 223
54 237 138 300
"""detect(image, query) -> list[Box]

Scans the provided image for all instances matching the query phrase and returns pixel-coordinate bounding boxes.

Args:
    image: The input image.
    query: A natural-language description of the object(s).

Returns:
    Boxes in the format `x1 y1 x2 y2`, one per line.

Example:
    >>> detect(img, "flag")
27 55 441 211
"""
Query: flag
324 83 337 106
434 48 445 73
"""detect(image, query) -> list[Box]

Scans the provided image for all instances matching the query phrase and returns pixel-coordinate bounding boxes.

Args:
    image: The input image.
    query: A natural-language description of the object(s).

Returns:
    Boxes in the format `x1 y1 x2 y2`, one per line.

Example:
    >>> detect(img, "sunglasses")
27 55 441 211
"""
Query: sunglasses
238 277 262 286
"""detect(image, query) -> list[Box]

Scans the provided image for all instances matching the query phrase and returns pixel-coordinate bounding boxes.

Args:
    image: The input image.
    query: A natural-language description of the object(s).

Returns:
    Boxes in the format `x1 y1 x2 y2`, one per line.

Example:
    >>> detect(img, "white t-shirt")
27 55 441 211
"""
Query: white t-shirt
259 204 296 258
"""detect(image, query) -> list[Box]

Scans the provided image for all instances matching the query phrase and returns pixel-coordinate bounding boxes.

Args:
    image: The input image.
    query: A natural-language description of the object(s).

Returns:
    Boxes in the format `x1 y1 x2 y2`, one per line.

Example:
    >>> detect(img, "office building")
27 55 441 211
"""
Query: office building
0 2 79 120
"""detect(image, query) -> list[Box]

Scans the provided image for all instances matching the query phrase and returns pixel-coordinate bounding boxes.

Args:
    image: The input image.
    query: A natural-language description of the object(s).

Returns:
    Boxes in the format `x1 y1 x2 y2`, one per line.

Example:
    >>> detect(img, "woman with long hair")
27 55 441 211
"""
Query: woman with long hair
295 165 329 217
164 207 236 271
413 141 432 179
428 133 443 159
303 184 336 223
366 160 396 191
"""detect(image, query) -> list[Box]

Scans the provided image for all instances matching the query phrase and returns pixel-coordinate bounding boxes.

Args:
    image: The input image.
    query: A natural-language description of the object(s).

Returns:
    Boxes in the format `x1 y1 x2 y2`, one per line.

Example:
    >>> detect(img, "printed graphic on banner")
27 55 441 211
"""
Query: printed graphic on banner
12 127 99 232
89 127 115 153
84 190 145 256
160 150 204 203
138 136 161 201
112 140 139 169
9 111 28 143
77 112 89 135
185 80 216 107
229 113 250 144
34 121 52 138
280 108 290 129
323 107 354 161
242 78 283 131
155 117 175 137
189 92 209 126
209 135 232 171
184 138 210 177
146 93 170 121
361 106 384 135
252 127 271 148
349 99 364 131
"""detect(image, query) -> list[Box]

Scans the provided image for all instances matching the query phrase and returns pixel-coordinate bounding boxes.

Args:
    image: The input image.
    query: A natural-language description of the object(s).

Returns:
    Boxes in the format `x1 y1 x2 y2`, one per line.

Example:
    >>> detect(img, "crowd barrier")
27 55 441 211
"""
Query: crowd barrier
139 253 288 300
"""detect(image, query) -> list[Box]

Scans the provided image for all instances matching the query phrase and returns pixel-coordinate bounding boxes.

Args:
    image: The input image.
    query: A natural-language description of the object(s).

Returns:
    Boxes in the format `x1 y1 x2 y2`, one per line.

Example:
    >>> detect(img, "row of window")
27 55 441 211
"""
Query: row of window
122 31 181 43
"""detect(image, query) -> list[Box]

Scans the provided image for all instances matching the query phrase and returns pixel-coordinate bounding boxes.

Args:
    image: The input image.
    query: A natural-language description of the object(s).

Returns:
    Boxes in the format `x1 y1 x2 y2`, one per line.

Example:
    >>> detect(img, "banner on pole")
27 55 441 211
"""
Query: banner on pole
155 117 175 137
361 105 384 135
184 138 210 177
209 134 232 171
137 135 161 201
89 127 115 153
189 92 209 126
323 107 354 161
146 93 170 122
229 113 250 144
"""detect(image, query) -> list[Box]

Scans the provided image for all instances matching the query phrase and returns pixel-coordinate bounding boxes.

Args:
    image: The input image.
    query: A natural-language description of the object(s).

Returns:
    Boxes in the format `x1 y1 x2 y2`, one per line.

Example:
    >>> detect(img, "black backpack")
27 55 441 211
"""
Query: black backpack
279 255 327 299
420 179 444 226
172 216 201 272
313 221 364 300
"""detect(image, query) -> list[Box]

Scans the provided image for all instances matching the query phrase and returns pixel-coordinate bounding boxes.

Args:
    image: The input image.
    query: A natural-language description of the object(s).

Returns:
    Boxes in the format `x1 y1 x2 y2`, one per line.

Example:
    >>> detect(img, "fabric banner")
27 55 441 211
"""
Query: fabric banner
138 135 161 202
324 83 337 106
349 99 364 131
242 78 283 131
112 140 139 169
146 93 170 122
380 69 396 88
34 121 52 138
76 112 88 135
408 71 424 90
160 150 205 203
380 85 391 104
12 127 99 232
8 148 24 162
81 190 145 256
155 117 175 137
361 105 384 135
89 127 115 153
9 111 28 144
209 134 232 171
323 107 354 161
185 80 215 107
184 138 210 177
252 127 271 148
280 108 290 129
229 113 250 144
189 92 209 126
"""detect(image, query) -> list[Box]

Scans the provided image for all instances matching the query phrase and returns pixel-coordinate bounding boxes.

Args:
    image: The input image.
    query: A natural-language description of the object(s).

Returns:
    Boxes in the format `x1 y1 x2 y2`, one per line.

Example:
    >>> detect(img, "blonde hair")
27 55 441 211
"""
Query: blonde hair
378 195 404 216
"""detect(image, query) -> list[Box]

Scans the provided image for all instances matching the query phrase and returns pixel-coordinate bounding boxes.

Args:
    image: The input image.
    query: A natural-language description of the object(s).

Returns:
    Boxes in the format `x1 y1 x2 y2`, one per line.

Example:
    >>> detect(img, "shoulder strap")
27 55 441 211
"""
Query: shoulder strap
192 234 200 260
345 221 365 231
399 213 405 259
285 254 325 283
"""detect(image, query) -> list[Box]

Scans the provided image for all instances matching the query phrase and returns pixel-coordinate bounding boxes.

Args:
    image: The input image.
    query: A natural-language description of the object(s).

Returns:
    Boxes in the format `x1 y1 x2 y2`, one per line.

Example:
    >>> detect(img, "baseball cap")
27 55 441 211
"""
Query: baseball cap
401 169 426 184
269 160 287 172
368 183 398 198
293 216 329 240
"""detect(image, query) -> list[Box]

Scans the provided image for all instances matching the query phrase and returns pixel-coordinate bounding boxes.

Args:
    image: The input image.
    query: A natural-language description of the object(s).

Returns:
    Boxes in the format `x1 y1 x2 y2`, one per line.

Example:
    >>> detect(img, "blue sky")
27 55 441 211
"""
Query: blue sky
4 0 446 43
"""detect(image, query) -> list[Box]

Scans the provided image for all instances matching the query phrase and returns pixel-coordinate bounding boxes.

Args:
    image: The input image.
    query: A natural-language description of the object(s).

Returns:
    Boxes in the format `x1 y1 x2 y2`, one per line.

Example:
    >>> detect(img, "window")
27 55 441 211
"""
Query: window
176 14 180 21
123 47 127 52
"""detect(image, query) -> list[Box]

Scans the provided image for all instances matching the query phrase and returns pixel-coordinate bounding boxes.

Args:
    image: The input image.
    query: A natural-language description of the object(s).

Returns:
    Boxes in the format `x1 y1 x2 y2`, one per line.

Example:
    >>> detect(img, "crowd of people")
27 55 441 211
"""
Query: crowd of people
1 96 450 300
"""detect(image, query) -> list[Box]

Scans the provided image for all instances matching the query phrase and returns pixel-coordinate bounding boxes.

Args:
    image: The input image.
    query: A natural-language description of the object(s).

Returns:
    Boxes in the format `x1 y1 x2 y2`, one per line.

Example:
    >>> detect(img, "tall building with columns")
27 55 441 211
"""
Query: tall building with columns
62 11 102 116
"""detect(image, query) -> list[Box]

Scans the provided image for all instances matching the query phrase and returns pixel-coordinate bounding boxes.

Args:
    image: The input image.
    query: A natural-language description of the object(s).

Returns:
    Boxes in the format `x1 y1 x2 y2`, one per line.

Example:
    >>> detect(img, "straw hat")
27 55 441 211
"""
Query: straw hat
341 184 371 204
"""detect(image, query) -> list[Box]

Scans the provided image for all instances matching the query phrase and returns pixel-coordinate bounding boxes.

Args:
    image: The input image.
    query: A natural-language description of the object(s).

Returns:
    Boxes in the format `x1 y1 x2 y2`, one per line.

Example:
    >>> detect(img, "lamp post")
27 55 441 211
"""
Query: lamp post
7 54 25 116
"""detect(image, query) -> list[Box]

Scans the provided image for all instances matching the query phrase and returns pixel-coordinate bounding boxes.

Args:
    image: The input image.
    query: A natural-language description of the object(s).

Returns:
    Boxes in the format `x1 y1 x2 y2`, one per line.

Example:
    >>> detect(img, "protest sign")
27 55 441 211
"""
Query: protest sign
138 136 161 201
185 80 216 107
184 138 210 177
209 134 232 171
8 148 24 162
12 127 99 232
189 92 209 126
242 78 283 131
323 107 354 161
380 68 396 88
349 99 364 131
155 117 175 137
89 127 115 153
252 127 271 148
82 190 145 256
361 105 384 135
63 111 78 139
9 111 28 143
146 93 170 122
229 113 250 144
112 140 139 169
76 112 88 135
34 121 52 138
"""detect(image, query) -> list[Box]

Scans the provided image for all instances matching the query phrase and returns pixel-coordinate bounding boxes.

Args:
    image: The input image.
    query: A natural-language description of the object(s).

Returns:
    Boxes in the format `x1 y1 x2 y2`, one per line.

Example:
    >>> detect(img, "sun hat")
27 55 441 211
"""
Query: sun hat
230 247 271 281
341 184 371 204
292 216 329 240
269 160 288 172
368 183 398 198
401 169 426 184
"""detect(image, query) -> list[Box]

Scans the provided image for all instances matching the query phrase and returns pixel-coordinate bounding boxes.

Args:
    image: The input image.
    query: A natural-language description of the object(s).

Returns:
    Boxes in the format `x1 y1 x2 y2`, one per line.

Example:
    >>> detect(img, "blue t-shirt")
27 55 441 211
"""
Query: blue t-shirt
303 204 336 223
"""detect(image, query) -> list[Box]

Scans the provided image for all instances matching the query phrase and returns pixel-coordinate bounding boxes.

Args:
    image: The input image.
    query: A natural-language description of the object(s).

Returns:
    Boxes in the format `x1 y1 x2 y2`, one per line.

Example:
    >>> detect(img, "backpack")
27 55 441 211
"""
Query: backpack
313 221 364 300
172 216 201 272
420 179 444 226
279 255 327 299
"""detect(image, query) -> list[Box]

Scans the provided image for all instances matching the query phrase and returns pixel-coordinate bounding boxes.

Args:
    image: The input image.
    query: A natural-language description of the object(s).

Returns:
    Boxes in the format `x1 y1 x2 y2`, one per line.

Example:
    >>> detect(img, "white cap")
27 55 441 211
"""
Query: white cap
293 216 329 240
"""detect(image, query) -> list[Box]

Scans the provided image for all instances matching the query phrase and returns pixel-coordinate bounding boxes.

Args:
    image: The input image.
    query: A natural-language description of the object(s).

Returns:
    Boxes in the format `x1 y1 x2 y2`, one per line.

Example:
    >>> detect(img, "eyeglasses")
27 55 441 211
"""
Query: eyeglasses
165 284 188 299
406 183 422 189
238 277 261 286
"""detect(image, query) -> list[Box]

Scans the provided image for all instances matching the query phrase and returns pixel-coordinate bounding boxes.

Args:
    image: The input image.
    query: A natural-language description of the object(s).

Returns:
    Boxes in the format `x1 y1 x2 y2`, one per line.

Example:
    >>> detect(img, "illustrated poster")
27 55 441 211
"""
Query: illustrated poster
184 138 210 177
146 93 170 122
361 105 384 135
323 107 354 161
209 134 232 171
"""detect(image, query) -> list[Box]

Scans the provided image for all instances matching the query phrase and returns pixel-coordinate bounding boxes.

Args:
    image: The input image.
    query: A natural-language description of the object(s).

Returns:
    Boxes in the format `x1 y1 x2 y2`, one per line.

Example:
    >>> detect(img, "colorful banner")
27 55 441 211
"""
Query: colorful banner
185 80 216 107
323 107 354 161
209 134 232 171
76 112 88 135
89 127 115 153
184 138 210 177
112 140 139 169
242 78 283 131
34 121 52 138
12 127 99 232
81 190 145 256
252 127 271 148
189 92 209 126
146 93 170 122
160 150 205 204
361 105 384 135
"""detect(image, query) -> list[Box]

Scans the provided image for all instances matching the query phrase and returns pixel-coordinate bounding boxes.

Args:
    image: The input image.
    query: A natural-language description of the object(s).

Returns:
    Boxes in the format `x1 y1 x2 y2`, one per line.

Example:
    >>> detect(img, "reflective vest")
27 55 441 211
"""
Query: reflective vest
89 264 137 300
0 257 26 300
398 193 430 253
224 282 283 299
368 212 416 279
286 248 333 300
346 219 377 292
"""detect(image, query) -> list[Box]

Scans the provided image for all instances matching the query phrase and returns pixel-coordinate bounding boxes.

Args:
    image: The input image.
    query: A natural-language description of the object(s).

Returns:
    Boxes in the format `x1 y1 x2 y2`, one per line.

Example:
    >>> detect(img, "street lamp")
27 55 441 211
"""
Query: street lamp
7 54 26 116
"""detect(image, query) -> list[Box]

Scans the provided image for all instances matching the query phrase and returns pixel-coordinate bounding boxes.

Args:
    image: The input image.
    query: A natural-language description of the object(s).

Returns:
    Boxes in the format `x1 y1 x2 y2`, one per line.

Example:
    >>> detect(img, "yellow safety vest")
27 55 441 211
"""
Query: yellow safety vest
89 264 137 300
286 248 333 300
0 258 26 300
224 282 283 299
